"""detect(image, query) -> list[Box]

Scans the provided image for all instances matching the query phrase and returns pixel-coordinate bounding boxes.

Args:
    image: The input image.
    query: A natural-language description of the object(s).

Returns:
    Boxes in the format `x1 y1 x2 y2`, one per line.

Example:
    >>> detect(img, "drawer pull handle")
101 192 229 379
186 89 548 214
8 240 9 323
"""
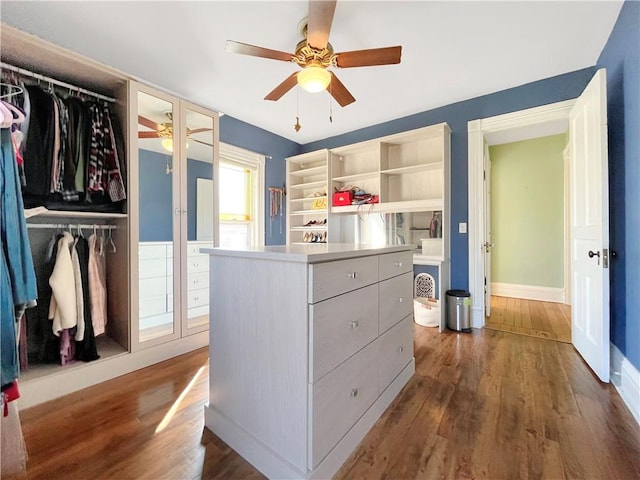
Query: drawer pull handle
193 280 199 284
194 297 199 301
346 272 358 279
350 320 359 329
350 388 359 398
398 297 404 303
394 261 403 267
398 346 404 353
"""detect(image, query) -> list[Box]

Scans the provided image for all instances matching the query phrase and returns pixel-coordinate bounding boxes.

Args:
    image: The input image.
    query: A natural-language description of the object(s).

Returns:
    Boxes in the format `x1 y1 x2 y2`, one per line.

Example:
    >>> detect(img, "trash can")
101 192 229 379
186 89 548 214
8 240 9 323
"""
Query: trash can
446 290 471 332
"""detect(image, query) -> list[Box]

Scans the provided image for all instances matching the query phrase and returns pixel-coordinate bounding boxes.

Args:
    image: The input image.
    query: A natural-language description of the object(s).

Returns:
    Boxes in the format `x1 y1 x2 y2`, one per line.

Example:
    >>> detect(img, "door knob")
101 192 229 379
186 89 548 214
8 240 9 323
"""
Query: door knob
588 250 600 258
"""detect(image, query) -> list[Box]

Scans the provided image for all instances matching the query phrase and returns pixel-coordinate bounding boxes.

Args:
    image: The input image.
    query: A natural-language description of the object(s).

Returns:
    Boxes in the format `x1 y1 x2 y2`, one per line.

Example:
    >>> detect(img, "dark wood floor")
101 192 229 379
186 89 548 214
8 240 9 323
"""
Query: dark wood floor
7 326 640 479
485 295 572 343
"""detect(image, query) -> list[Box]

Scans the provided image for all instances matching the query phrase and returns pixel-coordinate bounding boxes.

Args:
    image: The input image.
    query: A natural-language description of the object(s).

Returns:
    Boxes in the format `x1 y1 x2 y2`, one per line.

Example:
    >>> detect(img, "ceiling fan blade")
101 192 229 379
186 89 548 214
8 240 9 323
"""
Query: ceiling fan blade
138 131 161 138
138 115 160 131
335 46 402 68
307 0 336 50
264 72 299 101
187 128 213 135
191 138 214 147
225 40 294 62
328 72 355 107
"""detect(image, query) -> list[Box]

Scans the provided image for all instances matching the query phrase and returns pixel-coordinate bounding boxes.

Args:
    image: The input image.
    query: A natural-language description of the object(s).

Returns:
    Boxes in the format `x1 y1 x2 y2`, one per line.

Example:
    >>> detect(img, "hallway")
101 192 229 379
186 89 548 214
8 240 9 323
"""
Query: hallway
485 295 572 343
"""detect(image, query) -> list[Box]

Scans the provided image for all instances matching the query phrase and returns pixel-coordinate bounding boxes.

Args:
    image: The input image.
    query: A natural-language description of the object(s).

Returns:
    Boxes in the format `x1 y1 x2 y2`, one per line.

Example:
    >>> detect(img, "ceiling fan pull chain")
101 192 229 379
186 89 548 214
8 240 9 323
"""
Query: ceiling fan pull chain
294 85 302 132
329 83 333 123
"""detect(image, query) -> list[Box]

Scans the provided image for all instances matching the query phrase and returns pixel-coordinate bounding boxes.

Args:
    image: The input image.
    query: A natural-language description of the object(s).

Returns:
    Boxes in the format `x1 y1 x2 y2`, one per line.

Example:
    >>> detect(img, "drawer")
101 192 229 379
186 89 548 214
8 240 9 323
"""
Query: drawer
187 242 212 257
309 255 378 303
187 257 209 274
379 272 413 333
379 315 413 392
378 250 413 281
139 276 168 298
187 287 209 308
138 258 167 279
310 284 378 382
138 243 169 260
139 295 168 318
311 340 378 468
187 271 209 290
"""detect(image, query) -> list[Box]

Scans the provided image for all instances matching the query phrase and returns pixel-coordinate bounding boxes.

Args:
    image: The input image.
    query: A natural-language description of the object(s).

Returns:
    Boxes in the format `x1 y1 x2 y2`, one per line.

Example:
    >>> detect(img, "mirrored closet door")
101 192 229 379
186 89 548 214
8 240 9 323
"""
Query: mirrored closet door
131 83 219 350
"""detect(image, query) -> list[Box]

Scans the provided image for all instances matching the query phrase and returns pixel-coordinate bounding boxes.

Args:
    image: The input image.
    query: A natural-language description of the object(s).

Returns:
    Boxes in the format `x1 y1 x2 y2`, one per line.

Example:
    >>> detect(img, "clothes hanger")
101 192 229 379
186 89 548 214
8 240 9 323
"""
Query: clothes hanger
2 101 25 125
106 227 117 253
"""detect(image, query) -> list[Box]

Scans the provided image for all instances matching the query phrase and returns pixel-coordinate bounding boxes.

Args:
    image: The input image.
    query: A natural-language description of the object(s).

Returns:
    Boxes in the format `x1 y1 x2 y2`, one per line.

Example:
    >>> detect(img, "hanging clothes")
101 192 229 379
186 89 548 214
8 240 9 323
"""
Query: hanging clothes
88 233 107 336
74 236 99 362
1 126 38 386
48 231 77 335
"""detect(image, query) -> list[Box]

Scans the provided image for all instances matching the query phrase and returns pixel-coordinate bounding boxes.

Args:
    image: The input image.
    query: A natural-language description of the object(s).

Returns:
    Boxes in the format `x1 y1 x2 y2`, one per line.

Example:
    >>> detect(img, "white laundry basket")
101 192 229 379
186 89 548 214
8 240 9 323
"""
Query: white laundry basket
414 273 440 327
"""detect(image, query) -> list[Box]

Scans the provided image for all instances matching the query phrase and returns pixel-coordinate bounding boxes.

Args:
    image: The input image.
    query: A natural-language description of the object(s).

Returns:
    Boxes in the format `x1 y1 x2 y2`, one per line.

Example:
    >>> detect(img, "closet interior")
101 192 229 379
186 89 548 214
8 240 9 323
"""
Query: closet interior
1 25 130 387
1 25 215 408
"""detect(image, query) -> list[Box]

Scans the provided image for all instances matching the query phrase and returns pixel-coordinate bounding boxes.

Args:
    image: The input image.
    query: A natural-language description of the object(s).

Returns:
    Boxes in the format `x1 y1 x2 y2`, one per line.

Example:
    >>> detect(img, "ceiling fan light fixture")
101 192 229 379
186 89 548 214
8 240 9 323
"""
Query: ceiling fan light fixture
161 138 189 153
297 64 331 93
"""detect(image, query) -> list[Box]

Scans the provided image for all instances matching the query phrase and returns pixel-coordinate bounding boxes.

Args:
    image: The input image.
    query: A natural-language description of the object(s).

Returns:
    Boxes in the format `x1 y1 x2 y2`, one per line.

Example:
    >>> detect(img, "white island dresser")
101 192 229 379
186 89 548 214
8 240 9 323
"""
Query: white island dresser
202 244 415 479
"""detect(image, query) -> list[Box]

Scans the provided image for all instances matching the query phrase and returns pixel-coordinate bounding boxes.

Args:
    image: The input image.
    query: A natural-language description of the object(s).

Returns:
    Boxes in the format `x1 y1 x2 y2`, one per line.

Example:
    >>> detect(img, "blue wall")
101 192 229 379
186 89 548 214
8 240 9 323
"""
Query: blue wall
139 149 214 242
597 1 640 370
301 68 596 289
219 115 301 245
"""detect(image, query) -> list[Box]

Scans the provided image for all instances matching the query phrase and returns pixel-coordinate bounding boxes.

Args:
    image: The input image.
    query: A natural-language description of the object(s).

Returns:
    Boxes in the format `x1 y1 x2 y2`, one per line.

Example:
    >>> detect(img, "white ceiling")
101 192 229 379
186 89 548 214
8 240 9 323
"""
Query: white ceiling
0 1 623 145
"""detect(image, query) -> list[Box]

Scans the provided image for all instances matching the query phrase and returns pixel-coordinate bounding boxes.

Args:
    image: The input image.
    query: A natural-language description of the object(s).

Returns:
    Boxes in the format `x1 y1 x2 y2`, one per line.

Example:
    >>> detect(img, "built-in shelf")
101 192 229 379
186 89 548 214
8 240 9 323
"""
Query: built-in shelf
289 196 328 204
288 165 326 177
288 180 327 191
332 171 379 183
289 209 328 216
25 208 127 219
331 198 444 214
290 225 328 231
380 162 442 176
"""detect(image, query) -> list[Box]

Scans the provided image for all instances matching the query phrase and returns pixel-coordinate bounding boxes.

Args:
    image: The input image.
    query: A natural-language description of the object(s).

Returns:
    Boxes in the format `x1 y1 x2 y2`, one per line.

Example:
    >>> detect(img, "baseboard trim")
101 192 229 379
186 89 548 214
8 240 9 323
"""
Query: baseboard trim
204 360 415 479
19 331 209 409
611 344 640 427
491 282 565 303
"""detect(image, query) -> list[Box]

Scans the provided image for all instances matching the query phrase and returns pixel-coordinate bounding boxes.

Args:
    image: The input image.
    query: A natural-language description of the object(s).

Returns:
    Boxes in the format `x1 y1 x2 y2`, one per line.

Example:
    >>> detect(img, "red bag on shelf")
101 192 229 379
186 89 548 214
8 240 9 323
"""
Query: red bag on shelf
333 191 353 206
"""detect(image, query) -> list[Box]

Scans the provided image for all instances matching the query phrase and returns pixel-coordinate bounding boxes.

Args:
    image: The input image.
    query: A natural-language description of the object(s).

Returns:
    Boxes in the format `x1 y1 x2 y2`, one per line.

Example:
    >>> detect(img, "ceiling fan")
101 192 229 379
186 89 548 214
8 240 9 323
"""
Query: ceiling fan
225 0 402 107
137 113 213 152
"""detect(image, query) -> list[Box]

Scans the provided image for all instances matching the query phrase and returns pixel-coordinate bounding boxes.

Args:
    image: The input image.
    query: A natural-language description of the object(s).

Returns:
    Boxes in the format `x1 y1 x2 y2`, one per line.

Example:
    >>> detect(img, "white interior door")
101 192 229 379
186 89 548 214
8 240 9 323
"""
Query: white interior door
483 143 492 317
570 68 610 383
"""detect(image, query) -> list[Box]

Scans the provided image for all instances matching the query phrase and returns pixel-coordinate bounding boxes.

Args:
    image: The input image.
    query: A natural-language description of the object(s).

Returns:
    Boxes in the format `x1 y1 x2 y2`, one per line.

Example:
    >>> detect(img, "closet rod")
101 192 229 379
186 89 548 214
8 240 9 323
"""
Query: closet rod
26 223 116 230
0 62 116 103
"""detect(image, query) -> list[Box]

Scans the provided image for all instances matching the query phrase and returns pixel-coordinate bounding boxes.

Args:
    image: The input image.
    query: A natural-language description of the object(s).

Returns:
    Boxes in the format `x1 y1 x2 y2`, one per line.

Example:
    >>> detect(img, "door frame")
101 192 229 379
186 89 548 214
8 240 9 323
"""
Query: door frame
467 99 575 328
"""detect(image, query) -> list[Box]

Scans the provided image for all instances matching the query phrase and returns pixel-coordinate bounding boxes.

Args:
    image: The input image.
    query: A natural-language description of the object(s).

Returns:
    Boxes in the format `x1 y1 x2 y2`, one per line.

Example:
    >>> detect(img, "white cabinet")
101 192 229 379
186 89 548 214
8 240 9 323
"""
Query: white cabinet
286 149 330 245
330 123 450 214
130 82 219 349
204 245 415 479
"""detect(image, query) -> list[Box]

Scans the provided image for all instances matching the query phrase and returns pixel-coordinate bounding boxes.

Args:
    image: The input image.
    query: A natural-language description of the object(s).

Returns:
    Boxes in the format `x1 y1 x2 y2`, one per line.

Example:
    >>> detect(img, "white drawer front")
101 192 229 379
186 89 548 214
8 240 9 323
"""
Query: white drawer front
379 272 413 333
187 257 209 274
138 258 167 279
139 295 168 318
311 340 378 468
188 287 209 308
378 251 413 281
187 271 209 290
379 315 413 392
138 243 169 260
309 256 378 303
187 242 212 257
139 276 168 298
310 284 378 383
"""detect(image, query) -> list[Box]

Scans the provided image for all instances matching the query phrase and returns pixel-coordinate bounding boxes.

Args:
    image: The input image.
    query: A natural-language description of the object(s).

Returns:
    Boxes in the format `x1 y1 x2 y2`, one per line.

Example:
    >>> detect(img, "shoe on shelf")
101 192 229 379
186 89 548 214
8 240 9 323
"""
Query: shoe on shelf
303 220 317 227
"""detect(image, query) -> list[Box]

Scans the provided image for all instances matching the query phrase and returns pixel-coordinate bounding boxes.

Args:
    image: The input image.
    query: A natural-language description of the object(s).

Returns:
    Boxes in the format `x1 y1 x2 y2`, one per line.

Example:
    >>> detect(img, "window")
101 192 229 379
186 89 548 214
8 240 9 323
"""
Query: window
218 144 265 248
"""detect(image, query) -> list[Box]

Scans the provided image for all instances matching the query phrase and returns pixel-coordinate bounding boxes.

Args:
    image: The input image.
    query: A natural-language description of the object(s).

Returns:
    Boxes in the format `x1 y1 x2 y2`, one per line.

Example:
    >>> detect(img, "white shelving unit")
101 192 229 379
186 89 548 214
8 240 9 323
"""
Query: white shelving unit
286 149 330 245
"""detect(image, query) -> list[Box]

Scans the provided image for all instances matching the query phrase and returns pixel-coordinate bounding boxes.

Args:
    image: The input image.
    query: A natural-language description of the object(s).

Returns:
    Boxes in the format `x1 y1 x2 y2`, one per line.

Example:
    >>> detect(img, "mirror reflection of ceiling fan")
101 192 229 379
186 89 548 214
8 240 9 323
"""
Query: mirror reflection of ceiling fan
138 113 213 153
225 0 402 107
